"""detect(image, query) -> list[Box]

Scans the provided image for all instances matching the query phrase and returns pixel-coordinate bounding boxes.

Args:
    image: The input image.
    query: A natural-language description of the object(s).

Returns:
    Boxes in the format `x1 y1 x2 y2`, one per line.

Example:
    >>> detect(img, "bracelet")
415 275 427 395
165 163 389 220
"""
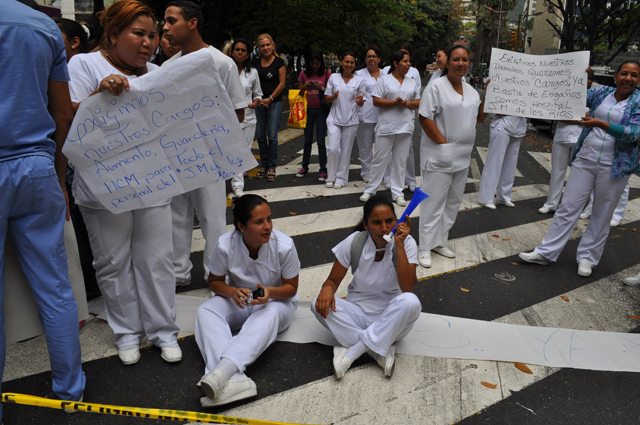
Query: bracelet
269 95 274 101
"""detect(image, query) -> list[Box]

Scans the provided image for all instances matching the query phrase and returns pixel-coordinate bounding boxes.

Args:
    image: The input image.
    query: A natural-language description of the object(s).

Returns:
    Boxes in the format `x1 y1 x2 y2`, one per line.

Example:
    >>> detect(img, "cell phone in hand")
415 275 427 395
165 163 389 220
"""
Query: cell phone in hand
246 287 265 303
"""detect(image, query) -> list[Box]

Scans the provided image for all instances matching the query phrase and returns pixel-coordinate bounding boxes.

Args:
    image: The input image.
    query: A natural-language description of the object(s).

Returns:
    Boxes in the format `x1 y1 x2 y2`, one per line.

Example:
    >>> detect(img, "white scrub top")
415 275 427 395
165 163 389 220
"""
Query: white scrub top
373 74 421 136
209 229 301 302
577 93 628 165
490 115 527 138
381 65 421 84
325 73 366 126
238 68 263 128
426 69 443 89
333 232 418 316
419 76 481 173
355 68 381 124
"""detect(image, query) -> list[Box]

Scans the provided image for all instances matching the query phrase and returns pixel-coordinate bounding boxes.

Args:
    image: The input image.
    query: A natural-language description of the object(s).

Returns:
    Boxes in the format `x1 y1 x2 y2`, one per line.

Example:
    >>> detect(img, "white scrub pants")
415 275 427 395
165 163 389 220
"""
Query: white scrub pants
477 128 522 205
364 133 412 199
356 122 375 178
327 122 359 185
80 204 179 349
384 141 417 186
535 158 630 266
419 168 468 254
311 293 421 356
171 181 226 284
195 296 296 378
582 182 629 222
542 142 576 211
231 124 256 191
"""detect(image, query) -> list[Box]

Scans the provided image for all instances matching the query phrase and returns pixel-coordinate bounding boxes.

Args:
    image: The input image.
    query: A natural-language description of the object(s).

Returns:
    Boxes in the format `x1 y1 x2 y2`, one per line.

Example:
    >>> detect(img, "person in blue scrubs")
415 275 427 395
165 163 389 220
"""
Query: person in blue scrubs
0 1 85 418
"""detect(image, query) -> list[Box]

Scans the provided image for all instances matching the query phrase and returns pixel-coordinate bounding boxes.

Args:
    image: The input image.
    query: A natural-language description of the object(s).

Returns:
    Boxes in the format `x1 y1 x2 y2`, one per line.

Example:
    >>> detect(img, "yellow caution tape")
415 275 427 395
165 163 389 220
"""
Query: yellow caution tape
1 393 327 425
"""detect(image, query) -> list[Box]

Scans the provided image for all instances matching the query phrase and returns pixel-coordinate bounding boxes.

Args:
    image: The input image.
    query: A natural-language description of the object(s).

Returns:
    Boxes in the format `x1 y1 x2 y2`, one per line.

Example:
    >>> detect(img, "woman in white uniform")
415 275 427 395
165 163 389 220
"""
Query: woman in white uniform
228 38 263 198
312 195 421 379
355 45 382 183
324 52 366 188
68 0 181 365
360 50 421 206
426 49 447 89
196 194 300 407
520 61 640 277
477 115 527 209
417 45 489 268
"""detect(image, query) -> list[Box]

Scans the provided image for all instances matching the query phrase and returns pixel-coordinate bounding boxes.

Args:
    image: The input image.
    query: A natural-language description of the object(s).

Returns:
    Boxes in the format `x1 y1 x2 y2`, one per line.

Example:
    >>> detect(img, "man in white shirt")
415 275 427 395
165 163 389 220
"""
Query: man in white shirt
163 1 248 286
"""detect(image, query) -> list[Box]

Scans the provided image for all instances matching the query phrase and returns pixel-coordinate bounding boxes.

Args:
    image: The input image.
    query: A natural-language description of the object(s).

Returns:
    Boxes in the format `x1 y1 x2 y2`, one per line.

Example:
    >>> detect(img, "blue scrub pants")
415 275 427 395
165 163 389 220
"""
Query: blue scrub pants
0 156 85 418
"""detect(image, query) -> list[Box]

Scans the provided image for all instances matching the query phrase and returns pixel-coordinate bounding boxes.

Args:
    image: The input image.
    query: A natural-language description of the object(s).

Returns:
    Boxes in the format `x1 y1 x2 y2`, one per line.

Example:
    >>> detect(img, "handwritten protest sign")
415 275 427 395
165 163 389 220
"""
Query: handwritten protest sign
63 49 256 214
485 48 590 120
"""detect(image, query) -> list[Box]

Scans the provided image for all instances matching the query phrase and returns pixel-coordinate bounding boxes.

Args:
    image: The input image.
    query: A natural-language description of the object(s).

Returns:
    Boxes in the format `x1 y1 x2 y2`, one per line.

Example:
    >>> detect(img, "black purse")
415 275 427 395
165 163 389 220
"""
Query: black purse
319 71 331 113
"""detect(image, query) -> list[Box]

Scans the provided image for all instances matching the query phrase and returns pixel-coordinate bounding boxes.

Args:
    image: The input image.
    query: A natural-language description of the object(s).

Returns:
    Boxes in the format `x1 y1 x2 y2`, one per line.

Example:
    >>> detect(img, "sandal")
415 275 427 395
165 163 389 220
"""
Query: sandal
256 169 266 179
267 170 276 182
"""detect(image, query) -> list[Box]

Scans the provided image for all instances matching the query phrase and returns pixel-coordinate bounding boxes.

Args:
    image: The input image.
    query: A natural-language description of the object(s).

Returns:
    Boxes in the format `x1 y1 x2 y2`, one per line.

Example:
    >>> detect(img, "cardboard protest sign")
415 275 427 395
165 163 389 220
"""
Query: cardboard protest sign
63 49 256 213
485 48 590 120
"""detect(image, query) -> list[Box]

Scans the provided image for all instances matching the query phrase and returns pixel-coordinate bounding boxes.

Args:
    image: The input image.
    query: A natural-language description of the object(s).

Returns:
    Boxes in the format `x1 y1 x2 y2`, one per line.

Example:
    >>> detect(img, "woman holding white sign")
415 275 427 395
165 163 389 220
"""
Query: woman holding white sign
417 45 489 268
228 38 263 198
520 60 640 277
68 0 181 365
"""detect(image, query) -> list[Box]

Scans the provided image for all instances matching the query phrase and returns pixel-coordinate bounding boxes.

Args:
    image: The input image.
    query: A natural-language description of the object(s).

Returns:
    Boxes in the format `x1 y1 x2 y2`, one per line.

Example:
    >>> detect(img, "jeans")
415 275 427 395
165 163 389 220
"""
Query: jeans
255 100 283 171
302 107 328 173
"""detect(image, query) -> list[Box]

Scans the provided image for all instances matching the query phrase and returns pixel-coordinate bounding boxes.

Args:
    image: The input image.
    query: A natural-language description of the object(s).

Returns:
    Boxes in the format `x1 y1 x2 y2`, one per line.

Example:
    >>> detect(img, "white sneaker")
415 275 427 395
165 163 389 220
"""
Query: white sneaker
63 393 84 414
479 202 496 210
394 196 406 207
408 184 416 193
371 346 396 377
200 369 227 400
233 188 244 198
161 345 182 363
360 193 371 202
419 252 432 268
580 212 590 219
519 251 550 265
623 276 640 287
496 199 515 208
333 346 353 380
199 378 257 407
432 246 455 258
538 206 554 214
610 219 621 227
325 181 334 188
384 182 391 190
175 278 191 288
118 346 140 365
577 259 592 277
362 174 370 183
334 183 344 189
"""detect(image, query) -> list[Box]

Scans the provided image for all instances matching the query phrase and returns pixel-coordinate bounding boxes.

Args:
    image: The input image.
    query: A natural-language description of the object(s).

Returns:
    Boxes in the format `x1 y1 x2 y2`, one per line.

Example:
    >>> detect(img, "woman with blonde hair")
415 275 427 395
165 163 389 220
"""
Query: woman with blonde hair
253 34 286 182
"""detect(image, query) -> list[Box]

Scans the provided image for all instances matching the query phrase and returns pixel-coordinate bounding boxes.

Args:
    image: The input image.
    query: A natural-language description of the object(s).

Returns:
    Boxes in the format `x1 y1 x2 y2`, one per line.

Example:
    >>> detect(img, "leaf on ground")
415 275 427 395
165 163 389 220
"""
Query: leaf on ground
633 228 637 232
481 381 497 389
503 238 511 241
541 222 548 225
287 181 292 183
575 299 581 302
354 184 358 187
560 296 570 302
482 257 488 262
514 362 533 374
289 212 297 215
511 262 519 266
465 207 469 210
628 315 640 319
461 287 470 292
492 234 500 238
512 189 518 192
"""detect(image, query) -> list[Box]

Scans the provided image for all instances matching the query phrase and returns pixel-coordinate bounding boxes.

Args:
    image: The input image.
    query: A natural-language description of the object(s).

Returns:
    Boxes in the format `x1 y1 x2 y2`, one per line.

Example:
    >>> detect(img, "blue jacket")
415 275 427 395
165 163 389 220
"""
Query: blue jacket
572 86 640 178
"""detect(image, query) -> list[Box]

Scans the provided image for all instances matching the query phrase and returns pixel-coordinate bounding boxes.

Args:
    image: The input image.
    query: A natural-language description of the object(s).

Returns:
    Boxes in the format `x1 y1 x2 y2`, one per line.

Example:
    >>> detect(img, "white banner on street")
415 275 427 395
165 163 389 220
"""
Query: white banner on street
485 48 590 120
63 49 256 213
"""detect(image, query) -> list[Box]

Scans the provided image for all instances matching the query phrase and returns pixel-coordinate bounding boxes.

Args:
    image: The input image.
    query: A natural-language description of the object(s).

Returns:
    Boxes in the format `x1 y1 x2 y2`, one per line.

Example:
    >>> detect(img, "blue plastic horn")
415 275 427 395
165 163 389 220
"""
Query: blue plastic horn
383 188 429 243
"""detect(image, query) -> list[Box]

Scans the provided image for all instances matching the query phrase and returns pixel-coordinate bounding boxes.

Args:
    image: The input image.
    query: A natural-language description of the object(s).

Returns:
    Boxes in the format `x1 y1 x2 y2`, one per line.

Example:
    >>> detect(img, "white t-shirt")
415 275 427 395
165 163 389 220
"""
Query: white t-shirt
209 229 301 302
490 115 527 138
68 52 166 209
372 74 421 136
238 68 263 128
325 73 366 126
381 65 421 84
418 76 481 173
333 232 418 316
577 93 628 165
164 46 247 111
355 68 380 124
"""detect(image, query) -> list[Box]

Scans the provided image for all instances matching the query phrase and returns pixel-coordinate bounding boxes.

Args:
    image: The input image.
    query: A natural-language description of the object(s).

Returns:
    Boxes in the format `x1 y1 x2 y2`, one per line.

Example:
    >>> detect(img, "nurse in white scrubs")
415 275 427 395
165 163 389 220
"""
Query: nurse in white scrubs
355 45 382 183
324 52 366 189
477 115 527 209
520 61 640 277
426 49 447 89
312 195 421 380
360 50 421 207
196 194 300 407
417 45 489 268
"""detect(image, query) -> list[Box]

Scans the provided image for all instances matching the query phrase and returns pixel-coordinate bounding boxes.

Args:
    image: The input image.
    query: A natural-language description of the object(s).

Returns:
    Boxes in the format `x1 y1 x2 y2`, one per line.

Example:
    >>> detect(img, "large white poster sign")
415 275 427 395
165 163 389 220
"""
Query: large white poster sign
63 49 256 213
486 48 590 120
